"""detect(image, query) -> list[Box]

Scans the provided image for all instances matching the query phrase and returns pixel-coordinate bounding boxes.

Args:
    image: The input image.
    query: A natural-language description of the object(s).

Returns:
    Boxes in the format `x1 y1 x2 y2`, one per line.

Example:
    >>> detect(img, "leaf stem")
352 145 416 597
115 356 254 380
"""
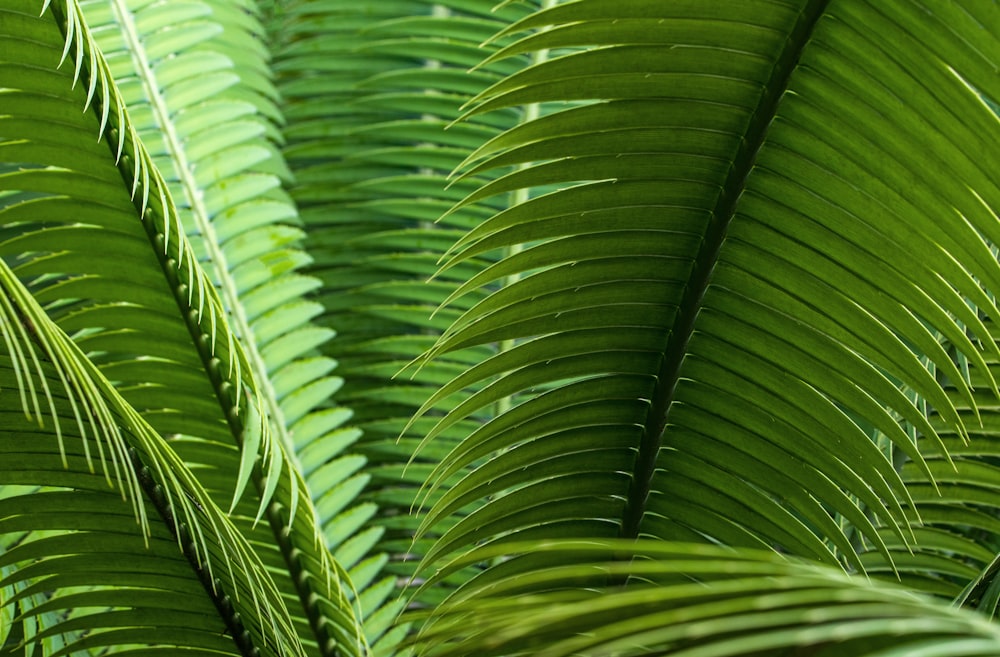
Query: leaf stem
619 0 832 540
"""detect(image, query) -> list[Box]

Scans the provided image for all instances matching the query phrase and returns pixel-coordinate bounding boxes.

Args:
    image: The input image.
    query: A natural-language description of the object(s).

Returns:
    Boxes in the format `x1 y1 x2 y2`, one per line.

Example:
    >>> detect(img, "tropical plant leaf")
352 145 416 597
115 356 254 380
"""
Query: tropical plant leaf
263 3 537 644
71 1 366 653
0 249 303 656
1 0 362 654
412 0 1000 590
10 0 1000 655
412 541 1000 657
868 325 1000 601
1 0 273 520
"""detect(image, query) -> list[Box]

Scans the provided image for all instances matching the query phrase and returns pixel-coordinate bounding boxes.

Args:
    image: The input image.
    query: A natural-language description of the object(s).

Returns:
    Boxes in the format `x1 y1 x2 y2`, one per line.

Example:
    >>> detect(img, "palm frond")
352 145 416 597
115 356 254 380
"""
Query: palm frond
264 2 537 642
412 541 1000 657
0 249 302 656
12 0 1000 654
860 324 1000 600
413 0 1000 584
2 0 273 512
1 0 363 653
72 0 365 653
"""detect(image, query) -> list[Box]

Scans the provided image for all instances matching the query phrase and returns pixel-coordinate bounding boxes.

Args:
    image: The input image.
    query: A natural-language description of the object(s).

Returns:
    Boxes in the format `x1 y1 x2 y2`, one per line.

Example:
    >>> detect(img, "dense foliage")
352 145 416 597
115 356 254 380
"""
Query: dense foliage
3 1 1000 655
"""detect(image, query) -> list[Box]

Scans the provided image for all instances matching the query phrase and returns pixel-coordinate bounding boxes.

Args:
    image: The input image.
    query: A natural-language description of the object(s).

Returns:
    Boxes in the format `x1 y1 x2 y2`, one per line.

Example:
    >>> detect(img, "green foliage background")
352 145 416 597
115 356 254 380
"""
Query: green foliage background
3 1 1000 655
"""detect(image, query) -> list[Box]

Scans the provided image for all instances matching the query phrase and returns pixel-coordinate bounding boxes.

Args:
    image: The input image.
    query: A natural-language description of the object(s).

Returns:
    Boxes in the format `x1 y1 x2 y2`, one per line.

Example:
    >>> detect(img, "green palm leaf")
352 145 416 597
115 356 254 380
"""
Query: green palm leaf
413 541 1000 657
0 250 301 655
12 0 1000 654
2 0 274 519
410 0 1000 614
866 323 1000 600
264 2 536 639
71 2 365 653
1 0 360 654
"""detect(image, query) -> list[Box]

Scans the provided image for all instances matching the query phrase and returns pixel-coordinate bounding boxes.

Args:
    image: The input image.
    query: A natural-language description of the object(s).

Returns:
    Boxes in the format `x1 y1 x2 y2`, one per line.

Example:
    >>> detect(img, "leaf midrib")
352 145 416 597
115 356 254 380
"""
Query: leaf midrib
619 1 832 540
106 3 351 655
108 0 295 464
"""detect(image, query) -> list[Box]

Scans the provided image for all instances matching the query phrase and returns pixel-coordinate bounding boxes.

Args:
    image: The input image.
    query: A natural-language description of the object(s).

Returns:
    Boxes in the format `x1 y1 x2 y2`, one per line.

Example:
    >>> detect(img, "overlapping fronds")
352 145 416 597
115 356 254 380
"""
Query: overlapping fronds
73 1 364 652
412 0 1000 591
2 0 273 522
412 541 1000 657
0 243 302 655
1 0 360 653
10 0 1000 655
264 1 537 638
853 323 1000 600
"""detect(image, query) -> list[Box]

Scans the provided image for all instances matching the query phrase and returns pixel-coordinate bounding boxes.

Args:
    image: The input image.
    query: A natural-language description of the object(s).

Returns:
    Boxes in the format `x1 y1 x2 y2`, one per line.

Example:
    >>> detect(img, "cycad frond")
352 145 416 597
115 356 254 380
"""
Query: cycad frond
2 0 272 513
0 247 301 656
862 323 1000 600
77 1 364 652
1 0 361 653
413 0 1000 593
413 541 1000 657
264 2 536 644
